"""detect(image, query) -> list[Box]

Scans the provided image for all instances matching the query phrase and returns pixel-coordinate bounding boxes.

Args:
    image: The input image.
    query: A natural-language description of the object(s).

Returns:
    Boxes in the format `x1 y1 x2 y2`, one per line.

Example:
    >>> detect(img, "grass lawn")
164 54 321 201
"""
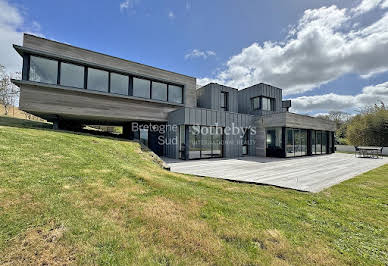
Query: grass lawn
0 116 387 265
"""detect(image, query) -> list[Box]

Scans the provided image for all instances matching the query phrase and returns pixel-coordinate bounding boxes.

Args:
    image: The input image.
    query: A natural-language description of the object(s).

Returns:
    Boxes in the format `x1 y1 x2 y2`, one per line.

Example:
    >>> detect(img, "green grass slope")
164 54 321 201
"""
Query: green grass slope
0 116 387 265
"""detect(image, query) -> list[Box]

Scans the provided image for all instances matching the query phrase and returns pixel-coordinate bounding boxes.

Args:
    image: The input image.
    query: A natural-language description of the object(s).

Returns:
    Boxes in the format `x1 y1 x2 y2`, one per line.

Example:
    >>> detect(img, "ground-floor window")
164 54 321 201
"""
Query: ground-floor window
312 130 328 155
266 127 283 157
266 127 333 158
286 128 307 157
242 129 250 155
187 126 224 159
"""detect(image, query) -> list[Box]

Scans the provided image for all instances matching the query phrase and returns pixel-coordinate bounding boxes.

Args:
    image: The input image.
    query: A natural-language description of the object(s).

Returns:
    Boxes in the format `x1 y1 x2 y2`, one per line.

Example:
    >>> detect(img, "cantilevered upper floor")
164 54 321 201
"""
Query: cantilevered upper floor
13 34 197 124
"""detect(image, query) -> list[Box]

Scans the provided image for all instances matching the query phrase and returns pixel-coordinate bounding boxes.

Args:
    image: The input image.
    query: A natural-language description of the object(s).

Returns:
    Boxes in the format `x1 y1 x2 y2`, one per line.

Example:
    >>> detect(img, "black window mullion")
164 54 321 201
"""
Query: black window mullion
150 81 152 99
128 76 133 96
84 67 88 89
199 126 202 159
57 61 61 85
167 84 169 102
108 72 111 93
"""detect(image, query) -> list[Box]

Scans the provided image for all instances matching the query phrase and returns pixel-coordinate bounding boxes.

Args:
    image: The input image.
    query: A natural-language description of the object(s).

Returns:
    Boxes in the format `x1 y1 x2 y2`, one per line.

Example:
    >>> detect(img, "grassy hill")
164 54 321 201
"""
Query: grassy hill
0 116 387 265
0 105 45 121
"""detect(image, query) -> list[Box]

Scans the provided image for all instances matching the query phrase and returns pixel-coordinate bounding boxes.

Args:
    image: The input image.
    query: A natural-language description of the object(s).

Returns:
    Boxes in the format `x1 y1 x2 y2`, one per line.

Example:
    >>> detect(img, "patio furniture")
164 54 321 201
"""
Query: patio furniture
377 147 384 158
354 146 360 157
357 146 382 158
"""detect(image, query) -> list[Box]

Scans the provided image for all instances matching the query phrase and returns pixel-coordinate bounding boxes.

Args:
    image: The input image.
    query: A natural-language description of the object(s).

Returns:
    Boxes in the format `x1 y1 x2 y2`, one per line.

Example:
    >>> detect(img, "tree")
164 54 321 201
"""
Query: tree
346 103 388 147
0 65 20 115
316 111 351 144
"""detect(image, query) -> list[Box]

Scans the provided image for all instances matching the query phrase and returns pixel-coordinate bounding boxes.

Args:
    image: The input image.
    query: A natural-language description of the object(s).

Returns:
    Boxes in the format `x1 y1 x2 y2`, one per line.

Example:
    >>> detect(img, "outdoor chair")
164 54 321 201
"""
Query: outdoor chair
354 146 361 157
378 147 383 158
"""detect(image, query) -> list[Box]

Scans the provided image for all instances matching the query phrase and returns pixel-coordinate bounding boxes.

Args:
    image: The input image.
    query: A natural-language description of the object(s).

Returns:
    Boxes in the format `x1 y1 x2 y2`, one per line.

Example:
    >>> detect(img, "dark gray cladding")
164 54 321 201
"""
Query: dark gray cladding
259 112 337 131
238 83 283 115
165 107 256 159
197 83 239 112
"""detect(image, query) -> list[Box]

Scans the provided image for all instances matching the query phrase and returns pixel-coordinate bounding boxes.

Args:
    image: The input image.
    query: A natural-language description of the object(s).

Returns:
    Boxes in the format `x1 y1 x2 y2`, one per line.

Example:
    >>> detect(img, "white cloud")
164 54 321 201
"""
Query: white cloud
382 0 388 8
185 49 216 60
199 4 388 95
0 0 42 74
120 0 139 11
168 11 175 19
289 82 388 113
351 0 383 15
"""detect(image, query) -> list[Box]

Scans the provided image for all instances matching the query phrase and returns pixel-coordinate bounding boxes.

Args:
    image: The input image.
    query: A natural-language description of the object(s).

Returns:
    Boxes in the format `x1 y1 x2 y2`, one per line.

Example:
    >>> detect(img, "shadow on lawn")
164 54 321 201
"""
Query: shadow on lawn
0 116 132 143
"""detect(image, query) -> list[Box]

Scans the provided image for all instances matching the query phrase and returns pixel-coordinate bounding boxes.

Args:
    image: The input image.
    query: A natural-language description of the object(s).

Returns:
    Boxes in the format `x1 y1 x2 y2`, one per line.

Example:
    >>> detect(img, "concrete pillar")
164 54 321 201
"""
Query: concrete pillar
123 123 134 140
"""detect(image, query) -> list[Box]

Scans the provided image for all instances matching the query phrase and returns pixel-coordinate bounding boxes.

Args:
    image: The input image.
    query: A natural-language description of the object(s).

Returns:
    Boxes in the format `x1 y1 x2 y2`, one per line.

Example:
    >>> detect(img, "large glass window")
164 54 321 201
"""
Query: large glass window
329 132 333 153
220 92 228 111
286 128 294 157
188 126 201 159
187 126 223 159
168 85 183 104
242 129 250 155
266 128 283 157
133 77 150 98
152 81 167 101
201 126 213 159
316 131 322 154
60 62 84 88
251 97 260 110
322 131 327 154
179 126 186 159
29 56 58 84
294 129 302 156
212 128 223 157
285 128 307 157
110 73 129 95
312 131 316 154
140 129 148 146
87 68 109 92
301 129 307 156
262 97 274 111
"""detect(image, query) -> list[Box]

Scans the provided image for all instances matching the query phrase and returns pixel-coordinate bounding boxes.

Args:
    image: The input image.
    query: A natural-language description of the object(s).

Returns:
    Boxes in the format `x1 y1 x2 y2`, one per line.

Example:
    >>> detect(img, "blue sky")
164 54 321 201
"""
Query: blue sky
0 0 387 115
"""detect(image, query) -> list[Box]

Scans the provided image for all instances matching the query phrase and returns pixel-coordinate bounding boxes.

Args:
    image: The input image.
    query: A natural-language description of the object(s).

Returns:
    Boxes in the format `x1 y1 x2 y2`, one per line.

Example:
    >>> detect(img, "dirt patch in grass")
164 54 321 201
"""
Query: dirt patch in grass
0 223 77 265
138 197 222 262
0 191 38 210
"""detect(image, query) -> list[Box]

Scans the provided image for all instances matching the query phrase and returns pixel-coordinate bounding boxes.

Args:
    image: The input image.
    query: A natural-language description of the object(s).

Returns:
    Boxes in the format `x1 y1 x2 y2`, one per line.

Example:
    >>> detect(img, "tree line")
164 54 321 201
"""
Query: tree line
317 103 388 147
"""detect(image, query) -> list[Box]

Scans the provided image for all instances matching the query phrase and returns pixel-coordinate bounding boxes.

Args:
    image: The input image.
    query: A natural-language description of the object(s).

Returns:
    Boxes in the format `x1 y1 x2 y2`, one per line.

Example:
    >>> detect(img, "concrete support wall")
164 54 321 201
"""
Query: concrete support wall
18 83 180 123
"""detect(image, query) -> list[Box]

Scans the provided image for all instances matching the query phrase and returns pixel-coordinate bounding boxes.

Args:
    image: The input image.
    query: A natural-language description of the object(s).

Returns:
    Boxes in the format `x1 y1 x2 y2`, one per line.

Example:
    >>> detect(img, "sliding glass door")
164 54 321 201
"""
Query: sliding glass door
188 126 201 159
187 126 223 159
286 128 294 157
201 127 213 159
322 131 327 154
285 128 307 157
312 130 330 155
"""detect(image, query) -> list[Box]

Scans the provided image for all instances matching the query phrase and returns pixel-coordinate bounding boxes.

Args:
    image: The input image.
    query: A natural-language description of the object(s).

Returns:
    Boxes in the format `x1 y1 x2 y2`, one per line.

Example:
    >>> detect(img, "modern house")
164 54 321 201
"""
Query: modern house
12 34 336 160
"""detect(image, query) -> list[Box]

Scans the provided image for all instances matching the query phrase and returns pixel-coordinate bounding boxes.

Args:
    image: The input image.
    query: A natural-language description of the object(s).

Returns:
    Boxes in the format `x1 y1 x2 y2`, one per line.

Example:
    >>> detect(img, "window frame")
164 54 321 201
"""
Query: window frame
262 96 275 111
251 96 261 111
151 81 168 102
59 61 85 89
28 55 59 85
168 84 184 104
24 54 184 104
109 72 130 95
220 91 229 111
